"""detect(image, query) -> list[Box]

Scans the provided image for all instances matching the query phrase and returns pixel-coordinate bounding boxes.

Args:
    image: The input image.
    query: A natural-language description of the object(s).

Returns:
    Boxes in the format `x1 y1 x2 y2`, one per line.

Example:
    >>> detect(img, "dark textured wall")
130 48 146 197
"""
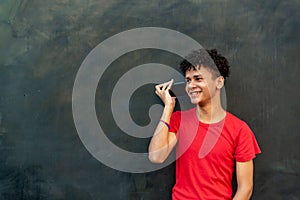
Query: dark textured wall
0 0 299 199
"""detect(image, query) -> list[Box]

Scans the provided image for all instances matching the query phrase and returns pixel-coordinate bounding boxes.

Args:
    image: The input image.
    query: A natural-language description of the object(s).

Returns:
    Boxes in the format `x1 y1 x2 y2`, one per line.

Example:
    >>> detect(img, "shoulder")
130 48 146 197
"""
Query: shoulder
225 112 249 128
224 112 254 138
170 108 196 124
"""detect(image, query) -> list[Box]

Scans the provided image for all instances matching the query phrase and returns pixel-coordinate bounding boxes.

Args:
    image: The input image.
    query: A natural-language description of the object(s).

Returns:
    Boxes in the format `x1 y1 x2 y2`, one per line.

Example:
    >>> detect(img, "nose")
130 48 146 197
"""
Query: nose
185 83 195 93
187 80 196 90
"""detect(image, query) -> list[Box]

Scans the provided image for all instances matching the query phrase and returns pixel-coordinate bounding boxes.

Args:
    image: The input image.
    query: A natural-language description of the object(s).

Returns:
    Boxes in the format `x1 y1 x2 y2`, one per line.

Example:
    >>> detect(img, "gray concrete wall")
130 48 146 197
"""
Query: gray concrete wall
0 0 299 199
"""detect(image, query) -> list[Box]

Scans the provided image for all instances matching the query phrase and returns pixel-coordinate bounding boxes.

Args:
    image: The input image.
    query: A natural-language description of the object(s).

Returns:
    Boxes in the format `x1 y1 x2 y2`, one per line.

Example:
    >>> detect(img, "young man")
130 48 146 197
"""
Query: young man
148 49 261 199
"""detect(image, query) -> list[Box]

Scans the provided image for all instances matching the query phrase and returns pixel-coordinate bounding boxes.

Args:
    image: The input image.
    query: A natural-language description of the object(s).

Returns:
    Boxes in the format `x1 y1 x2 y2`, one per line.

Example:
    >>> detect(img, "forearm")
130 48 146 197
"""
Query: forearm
233 160 254 200
232 185 252 200
148 105 174 163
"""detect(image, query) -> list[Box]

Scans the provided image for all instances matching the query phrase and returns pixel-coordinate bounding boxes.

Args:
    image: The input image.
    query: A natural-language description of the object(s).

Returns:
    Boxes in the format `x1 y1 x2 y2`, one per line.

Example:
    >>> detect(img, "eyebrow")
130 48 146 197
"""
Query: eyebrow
185 74 204 79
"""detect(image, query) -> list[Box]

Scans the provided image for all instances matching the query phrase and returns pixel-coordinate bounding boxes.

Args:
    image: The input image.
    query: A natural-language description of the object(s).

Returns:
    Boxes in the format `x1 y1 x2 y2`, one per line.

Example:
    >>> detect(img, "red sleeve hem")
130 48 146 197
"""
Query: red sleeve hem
235 151 261 162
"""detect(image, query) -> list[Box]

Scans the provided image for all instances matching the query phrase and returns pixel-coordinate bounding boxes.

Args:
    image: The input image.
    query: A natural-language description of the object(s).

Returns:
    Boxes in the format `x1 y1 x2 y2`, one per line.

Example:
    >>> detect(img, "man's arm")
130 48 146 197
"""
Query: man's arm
148 80 178 163
233 160 254 200
148 106 177 163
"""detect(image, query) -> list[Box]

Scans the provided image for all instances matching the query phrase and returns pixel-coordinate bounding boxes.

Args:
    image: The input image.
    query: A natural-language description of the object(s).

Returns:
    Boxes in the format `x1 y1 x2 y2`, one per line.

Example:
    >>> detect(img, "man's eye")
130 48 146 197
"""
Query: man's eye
196 78 203 81
186 79 191 83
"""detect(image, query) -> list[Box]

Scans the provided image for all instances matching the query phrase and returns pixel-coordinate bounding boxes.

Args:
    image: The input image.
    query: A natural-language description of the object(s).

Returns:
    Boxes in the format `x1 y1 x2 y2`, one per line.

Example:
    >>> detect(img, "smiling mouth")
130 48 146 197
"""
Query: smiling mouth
189 91 202 96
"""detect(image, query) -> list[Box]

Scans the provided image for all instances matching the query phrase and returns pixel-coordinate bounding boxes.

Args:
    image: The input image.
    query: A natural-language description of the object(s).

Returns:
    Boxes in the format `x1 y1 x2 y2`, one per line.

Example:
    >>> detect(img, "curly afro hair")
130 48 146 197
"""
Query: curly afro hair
179 48 230 79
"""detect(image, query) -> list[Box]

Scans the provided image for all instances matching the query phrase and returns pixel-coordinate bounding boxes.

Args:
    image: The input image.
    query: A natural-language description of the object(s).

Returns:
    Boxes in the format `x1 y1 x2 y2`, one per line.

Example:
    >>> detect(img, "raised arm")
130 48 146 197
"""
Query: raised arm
148 79 178 163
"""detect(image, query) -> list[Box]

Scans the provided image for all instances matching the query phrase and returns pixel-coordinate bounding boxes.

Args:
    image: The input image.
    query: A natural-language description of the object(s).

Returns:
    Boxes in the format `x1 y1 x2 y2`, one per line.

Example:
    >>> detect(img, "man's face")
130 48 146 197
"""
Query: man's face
185 66 220 106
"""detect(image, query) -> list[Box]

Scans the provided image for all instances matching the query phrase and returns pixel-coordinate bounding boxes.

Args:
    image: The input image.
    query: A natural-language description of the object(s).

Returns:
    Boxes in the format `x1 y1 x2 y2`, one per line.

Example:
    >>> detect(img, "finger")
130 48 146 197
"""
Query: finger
156 82 165 87
155 81 167 90
161 84 167 91
155 90 163 97
161 79 173 91
166 79 174 90
156 80 173 92
155 84 163 92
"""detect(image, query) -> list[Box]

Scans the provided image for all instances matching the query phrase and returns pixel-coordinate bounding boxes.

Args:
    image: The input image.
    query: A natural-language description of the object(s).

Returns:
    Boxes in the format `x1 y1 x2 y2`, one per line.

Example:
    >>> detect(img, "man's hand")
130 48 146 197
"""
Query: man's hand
155 79 176 108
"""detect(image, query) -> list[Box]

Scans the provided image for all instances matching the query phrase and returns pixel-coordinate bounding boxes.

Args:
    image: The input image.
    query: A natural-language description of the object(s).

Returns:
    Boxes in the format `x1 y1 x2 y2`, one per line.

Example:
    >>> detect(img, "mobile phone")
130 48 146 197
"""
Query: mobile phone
169 82 186 97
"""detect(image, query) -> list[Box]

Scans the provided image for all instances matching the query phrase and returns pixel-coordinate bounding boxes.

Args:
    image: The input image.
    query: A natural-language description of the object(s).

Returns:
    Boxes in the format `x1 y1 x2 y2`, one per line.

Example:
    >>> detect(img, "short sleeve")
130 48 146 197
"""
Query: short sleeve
234 122 261 162
169 111 181 134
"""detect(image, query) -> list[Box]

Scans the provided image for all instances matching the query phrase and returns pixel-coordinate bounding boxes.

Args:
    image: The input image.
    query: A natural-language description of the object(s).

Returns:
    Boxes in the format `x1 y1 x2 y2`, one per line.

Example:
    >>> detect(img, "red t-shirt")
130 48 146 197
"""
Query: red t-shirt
170 108 261 200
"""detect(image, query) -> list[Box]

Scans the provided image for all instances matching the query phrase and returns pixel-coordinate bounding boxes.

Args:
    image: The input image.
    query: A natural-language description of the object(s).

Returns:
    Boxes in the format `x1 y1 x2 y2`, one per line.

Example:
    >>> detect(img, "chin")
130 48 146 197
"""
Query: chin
189 98 201 105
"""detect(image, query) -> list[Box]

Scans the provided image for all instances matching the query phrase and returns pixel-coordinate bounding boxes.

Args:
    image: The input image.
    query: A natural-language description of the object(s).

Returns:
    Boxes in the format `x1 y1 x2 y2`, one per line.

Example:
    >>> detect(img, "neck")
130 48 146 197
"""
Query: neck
196 100 226 124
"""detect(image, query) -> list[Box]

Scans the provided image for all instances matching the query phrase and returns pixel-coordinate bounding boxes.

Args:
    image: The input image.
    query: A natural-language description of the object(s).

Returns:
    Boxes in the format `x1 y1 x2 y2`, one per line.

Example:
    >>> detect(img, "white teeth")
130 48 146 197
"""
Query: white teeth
190 91 201 95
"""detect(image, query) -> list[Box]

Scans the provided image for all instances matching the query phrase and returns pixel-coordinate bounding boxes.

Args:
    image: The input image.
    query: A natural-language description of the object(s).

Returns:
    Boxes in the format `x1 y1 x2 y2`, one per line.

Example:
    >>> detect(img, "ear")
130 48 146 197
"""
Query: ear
216 76 224 89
